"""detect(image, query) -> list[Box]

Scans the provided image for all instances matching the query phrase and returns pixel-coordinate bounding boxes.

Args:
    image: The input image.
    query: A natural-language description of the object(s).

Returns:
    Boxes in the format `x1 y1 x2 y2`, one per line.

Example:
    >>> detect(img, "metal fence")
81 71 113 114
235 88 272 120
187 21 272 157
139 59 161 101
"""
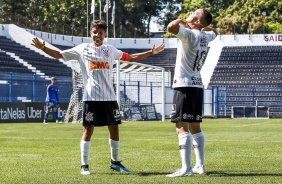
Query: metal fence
1 72 281 118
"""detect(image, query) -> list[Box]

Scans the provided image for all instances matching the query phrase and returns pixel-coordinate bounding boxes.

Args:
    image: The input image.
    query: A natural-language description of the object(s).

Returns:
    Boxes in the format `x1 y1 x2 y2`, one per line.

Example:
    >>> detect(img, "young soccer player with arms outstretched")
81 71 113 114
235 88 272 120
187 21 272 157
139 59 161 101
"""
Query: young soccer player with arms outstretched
32 20 165 175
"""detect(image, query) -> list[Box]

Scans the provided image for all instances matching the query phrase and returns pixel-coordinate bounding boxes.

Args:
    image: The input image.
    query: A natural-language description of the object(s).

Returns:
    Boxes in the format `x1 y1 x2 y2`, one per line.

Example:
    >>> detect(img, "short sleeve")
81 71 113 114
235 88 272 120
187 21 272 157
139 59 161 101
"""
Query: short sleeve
204 31 217 42
110 45 123 60
60 44 86 61
176 26 195 43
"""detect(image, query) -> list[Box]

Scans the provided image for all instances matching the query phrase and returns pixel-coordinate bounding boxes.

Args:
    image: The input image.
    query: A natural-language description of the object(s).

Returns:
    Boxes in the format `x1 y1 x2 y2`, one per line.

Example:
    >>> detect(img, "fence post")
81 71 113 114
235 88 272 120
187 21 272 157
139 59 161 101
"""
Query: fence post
150 82 152 105
212 86 214 116
216 87 219 117
33 74 36 102
9 73 12 102
123 81 127 101
202 88 204 115
224 87 227 116
252 87 255 106
137 81 140 106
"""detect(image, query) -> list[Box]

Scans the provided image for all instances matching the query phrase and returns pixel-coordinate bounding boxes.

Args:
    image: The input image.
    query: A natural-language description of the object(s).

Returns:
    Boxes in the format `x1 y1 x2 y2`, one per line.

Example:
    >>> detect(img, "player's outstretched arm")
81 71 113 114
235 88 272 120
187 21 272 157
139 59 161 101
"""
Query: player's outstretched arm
127 43 165 62
31 37 63 59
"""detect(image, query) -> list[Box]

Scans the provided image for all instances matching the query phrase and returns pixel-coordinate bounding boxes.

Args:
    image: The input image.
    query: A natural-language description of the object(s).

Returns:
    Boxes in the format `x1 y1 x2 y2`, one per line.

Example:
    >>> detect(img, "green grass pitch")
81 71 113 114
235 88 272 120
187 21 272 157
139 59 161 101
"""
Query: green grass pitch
0 119 281 184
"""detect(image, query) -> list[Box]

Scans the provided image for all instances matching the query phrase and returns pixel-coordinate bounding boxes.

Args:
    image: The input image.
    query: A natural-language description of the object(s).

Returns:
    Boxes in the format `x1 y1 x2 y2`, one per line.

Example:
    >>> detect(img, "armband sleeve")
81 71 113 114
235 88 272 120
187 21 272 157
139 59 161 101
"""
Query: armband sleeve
120 52 129 61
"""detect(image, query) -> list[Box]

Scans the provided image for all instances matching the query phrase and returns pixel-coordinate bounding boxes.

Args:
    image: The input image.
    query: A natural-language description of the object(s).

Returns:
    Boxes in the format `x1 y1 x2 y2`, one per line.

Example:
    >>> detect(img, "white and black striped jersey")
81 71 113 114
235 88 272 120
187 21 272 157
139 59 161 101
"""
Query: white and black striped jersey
61 43 125 101
172 26 217 88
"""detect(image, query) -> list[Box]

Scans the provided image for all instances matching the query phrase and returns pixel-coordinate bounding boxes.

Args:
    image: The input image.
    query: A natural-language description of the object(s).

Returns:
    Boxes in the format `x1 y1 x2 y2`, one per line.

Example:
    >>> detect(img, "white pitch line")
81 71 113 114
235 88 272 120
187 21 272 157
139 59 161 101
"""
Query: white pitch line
207 140 282 143
233 120 272 128
1 137 281 143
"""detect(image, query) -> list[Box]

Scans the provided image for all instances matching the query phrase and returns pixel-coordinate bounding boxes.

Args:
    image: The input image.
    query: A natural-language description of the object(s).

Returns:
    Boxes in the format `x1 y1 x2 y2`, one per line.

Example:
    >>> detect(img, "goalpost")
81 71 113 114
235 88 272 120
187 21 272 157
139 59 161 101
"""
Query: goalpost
63 60 167 123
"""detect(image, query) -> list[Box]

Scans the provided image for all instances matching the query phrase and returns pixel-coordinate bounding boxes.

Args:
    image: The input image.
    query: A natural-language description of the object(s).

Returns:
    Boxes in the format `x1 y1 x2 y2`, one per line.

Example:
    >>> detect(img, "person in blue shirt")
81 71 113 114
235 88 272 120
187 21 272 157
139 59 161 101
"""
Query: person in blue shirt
44 77 60 124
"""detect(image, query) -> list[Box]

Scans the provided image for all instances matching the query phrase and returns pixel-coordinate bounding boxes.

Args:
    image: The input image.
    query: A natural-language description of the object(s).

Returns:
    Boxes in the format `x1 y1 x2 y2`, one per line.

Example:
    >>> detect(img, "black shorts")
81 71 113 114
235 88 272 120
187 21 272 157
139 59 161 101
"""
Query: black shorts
171 87 203 123
82 101 121 127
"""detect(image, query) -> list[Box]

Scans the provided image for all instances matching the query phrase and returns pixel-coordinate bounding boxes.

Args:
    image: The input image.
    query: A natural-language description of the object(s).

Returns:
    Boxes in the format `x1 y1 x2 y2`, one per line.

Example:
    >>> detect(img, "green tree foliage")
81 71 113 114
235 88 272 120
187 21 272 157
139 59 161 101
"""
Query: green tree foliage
1 0 281 37
1 0 181 37
215 0 282 34
164 0 281 37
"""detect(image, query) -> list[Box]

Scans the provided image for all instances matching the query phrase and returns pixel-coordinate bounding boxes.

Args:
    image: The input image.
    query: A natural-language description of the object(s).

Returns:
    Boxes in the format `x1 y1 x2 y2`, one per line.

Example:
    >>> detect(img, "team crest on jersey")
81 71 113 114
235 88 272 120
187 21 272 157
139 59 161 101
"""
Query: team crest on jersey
85 112 94 122
102 49 110 58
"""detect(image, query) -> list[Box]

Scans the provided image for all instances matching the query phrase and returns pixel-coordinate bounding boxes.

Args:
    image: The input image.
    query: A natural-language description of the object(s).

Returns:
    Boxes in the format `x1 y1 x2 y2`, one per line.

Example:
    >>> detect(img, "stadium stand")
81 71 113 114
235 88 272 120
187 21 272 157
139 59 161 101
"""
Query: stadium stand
209 46 282 117
120 48 176 75
1 24 282 118
0 51 31 73
0 35 72 77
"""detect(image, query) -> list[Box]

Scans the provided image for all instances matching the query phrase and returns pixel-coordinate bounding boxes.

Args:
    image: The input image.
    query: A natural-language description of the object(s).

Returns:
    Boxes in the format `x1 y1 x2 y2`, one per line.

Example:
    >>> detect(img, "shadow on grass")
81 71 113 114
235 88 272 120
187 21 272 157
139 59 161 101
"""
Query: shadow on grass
136 172 175 176
134 171 282 177
207 171 282 177
100 171 168 176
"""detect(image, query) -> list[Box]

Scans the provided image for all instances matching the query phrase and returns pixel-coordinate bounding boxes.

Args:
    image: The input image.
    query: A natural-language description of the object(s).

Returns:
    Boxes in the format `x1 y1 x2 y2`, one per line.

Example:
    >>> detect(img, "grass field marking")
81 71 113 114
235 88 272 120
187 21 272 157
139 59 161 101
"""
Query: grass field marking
207 139 282 143
2 137 282 142
232 120 272 128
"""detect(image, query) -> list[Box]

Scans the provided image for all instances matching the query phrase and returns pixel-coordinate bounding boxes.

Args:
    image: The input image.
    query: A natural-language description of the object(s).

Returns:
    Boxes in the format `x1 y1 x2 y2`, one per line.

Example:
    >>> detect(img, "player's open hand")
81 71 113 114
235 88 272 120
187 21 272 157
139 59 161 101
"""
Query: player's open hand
152 43 165 55
31 37 45 49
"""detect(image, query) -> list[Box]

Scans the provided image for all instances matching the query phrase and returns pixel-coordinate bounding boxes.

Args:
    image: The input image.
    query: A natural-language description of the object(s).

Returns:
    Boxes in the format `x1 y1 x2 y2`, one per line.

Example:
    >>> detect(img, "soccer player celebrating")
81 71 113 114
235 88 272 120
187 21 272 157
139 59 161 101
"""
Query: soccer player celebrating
43 77 60 124
31 20 165 175
166 9 217 177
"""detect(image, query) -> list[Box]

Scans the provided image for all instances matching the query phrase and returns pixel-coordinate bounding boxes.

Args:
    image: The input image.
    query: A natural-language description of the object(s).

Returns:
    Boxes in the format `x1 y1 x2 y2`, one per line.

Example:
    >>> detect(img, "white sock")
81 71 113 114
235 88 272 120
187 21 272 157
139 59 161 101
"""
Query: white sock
178 132 192 172
192 132 205 167
109 139 120 161
80 140 90 166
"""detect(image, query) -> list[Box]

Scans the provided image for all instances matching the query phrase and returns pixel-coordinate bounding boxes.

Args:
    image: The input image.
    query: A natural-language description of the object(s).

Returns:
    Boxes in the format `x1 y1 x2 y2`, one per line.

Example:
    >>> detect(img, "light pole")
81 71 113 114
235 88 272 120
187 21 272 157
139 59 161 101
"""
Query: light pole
262 11 266 34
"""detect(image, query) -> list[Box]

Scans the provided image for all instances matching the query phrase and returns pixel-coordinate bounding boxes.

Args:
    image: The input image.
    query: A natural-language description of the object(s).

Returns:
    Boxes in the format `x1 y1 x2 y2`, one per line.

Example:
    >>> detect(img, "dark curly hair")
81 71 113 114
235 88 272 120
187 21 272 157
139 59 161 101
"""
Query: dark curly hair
90 20 107 31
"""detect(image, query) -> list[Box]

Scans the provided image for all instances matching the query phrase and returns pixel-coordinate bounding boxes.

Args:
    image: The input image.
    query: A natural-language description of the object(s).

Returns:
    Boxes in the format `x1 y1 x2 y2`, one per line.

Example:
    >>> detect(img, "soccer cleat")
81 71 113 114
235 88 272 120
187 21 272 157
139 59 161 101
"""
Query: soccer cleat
43 121 48 124
56 120 61 124
80 165 91 175
192 165 207 175
109 160 130 172
166 168 193 177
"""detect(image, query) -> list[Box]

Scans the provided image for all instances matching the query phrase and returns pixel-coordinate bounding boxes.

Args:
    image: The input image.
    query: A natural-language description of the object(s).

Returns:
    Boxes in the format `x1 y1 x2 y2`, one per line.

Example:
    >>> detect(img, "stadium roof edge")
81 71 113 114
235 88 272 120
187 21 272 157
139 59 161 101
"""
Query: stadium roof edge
1 24 282 50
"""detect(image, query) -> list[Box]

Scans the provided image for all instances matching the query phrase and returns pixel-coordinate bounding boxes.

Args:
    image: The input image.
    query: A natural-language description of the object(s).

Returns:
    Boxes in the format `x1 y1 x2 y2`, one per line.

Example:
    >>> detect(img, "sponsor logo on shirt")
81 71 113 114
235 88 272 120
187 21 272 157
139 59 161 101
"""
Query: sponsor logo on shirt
191 76 202 85
113 109 121 121
196 115 202 121
183 113 194 120
200 35 208 48
171 104 176 113
90 61 110 70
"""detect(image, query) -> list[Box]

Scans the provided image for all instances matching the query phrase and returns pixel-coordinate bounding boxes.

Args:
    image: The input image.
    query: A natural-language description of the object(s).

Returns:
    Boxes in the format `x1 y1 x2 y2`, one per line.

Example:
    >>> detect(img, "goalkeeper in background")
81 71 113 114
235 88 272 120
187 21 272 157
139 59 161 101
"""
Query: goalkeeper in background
31 19 165 175
44 77 60 124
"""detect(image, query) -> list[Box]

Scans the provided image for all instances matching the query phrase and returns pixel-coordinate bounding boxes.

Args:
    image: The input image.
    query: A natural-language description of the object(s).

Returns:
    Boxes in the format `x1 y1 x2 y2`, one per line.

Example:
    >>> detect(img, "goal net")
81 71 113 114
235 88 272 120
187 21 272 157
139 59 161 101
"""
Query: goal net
63 60 169 123
63 70 84 123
